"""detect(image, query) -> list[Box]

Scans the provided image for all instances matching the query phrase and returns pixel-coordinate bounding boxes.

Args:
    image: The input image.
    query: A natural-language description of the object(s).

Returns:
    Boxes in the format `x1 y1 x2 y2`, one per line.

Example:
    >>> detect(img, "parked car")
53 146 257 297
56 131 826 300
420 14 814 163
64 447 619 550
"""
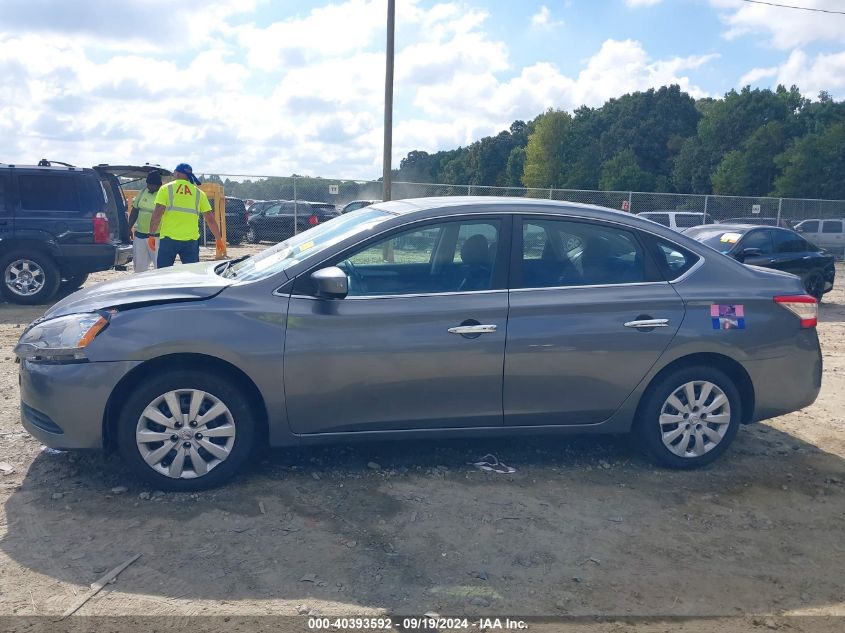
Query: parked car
341 199 381 213
795 218 845 258
246 200 340 243
223 197 249 244
723 217 794 229
684 224 835 299
16 198 822 489
637 211 716 230
0 160 136 304
245 200 273 216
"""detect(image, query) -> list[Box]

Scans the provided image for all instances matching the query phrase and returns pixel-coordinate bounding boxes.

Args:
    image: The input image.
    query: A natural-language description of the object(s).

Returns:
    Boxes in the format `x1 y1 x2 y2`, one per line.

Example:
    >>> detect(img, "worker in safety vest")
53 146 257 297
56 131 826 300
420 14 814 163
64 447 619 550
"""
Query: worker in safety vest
127 170 162 273
148 163 224 268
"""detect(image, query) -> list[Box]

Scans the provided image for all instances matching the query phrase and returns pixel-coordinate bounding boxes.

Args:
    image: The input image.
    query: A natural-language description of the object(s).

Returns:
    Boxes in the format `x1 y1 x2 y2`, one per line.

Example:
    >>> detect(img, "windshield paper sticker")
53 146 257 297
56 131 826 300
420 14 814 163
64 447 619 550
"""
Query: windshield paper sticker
711 304 745 330
719 232 742 244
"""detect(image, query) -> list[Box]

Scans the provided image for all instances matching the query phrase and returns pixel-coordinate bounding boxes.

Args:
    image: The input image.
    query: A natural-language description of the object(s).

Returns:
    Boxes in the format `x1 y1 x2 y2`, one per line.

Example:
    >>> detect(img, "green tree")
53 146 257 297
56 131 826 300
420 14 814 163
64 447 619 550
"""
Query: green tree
599 148 655 191
773 121 845 199
522 109 573 188
711 122 787 195
504 147 526 187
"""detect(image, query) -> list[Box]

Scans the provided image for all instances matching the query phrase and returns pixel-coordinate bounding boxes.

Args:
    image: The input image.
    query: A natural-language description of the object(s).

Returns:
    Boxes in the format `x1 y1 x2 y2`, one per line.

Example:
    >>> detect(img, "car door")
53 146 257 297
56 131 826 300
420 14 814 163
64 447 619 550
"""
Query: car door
504 215 686 426
733 228 775 267
0 171 11 237
769 229 824 277
284 215 511 434
258 202 282 239
820 220 844 254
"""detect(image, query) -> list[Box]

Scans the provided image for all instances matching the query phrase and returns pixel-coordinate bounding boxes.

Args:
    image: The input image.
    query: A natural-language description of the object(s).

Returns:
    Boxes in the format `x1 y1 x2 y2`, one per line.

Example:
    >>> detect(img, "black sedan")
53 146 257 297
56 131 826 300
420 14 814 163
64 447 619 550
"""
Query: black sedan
685 224 835 299
246 200 340 243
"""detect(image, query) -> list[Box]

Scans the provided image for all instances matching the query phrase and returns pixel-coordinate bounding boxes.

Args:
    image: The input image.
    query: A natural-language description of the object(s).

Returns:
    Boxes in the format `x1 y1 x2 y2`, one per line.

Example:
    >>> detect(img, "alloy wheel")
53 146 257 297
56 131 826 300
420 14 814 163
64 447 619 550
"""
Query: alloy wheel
135 389 236 479
5 259 46 297
658 380 731 458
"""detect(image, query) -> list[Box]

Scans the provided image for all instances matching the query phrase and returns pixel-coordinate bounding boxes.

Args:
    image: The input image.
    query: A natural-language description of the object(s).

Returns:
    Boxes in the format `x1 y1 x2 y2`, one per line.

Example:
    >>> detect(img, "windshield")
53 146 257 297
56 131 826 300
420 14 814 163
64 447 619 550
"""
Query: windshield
222 208 394 282
684 227 743 254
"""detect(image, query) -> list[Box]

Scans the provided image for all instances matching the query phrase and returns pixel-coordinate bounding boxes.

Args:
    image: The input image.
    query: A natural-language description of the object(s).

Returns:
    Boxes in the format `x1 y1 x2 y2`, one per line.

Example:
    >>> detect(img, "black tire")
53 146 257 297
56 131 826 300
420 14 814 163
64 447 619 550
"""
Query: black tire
61 273 89 291
246 226 260 244
634 365 742 470
0 250 61 305
802 270 825 301
116 369 257 491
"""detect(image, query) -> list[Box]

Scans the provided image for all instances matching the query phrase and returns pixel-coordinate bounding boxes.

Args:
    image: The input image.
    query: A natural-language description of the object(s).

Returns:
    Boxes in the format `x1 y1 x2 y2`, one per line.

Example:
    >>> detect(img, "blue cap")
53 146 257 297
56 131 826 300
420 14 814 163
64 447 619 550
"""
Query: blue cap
174 163 201 186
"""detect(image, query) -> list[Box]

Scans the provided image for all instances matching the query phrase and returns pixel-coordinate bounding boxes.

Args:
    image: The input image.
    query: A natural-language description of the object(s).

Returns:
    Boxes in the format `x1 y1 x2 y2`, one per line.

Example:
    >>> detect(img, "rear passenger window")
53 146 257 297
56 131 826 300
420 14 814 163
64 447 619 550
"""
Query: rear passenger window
649 239 699 280
18 175 80 212
519 219 647 288
822 220 842 234
772 230 809 253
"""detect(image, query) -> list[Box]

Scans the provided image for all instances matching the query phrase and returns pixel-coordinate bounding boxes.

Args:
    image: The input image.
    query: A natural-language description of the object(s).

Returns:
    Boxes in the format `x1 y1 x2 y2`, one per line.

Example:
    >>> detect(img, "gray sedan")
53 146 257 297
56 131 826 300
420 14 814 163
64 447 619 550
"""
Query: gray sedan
15 198 822 490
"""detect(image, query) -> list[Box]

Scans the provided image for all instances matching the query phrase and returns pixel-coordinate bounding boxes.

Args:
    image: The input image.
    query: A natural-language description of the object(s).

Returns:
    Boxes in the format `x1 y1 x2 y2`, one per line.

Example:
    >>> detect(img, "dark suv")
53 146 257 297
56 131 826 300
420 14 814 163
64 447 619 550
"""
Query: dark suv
0 161 134 304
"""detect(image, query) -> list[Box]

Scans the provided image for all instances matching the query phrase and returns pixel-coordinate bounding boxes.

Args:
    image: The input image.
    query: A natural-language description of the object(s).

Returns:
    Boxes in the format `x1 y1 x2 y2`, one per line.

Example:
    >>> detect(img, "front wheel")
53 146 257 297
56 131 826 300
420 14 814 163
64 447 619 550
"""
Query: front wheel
0 250 61 304
634 366 741 469
246 226 260 244
116 370 256 491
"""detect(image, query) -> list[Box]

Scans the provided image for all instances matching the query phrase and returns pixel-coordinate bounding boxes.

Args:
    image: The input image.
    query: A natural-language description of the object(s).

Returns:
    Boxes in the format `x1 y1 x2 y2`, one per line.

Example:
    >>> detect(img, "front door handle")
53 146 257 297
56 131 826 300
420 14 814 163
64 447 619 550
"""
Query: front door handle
624 319 669 329
448 324 497 335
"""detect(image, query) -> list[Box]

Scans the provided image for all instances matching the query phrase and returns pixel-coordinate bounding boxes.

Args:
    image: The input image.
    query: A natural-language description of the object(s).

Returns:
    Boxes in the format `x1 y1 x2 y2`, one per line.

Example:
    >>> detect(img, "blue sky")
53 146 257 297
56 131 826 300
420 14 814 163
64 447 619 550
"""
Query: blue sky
1 0 844 179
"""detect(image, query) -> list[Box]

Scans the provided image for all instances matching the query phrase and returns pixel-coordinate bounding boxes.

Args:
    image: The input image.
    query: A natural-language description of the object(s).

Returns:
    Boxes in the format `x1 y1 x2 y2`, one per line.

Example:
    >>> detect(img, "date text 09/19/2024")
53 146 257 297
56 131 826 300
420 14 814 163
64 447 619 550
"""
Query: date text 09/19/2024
307 617 529 630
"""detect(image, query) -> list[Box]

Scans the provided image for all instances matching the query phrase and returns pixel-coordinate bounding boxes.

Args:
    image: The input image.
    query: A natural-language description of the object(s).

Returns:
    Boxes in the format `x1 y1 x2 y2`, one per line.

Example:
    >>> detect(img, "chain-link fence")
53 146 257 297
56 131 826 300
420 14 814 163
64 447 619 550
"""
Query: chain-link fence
205 174 845 242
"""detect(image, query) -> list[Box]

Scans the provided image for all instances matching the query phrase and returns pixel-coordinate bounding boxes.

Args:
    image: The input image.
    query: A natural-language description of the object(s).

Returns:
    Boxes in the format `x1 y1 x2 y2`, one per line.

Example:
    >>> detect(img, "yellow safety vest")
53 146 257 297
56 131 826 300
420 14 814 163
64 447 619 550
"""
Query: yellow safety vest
154 181 212 241
133 189 157 234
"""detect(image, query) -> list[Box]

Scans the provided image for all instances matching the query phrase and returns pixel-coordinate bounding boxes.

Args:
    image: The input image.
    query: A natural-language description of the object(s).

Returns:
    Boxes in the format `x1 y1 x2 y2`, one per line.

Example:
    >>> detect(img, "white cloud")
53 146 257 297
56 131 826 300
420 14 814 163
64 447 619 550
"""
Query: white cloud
710 0 845 50
0 0 718 179
739 49 845 99
530 6 565 29
625 0 664 6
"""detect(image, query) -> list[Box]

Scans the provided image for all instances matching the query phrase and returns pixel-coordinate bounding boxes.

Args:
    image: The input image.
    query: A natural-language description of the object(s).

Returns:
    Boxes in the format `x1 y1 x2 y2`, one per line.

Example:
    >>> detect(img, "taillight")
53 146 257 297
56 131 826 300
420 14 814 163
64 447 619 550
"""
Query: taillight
93 212 110 244
308 214 318 226
774 295 818 328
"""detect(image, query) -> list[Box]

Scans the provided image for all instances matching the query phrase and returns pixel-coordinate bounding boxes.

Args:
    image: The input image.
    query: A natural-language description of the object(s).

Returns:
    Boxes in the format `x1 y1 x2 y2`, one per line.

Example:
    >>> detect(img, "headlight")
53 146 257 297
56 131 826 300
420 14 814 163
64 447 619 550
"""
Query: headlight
14 312 110 362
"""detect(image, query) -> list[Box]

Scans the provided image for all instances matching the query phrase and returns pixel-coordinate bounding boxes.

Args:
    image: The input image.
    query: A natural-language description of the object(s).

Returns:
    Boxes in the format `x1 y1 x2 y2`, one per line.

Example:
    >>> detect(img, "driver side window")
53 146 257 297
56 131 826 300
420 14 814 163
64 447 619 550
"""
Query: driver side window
337 219 501 296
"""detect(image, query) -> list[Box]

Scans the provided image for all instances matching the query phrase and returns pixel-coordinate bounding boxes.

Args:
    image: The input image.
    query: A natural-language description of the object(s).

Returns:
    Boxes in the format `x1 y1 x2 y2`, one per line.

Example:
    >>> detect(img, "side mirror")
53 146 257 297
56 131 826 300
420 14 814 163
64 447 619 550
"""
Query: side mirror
737 247 762 261
795 226 804 233
311 266 348 299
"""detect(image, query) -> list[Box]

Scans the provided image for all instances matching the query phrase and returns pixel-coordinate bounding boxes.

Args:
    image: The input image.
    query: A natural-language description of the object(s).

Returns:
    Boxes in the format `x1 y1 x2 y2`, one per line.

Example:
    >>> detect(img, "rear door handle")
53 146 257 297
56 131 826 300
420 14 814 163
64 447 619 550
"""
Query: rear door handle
624 319 669 329
448 324 497 335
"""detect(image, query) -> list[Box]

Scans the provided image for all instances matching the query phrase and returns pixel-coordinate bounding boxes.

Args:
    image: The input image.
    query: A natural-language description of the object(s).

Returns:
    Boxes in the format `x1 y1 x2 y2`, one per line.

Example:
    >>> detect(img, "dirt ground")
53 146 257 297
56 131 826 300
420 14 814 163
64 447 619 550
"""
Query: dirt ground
0 247 843 632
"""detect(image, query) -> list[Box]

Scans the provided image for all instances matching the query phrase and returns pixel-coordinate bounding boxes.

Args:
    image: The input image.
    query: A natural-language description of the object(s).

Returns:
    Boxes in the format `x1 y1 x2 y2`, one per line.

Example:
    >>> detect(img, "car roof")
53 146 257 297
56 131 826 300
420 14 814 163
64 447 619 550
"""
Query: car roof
639 210 704 215
368 196 700 240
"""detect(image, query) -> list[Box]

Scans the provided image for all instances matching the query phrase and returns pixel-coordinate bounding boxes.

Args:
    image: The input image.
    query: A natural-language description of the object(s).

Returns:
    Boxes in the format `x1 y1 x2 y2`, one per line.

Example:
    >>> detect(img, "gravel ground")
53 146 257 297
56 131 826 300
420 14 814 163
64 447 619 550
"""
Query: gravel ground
0 247 842 632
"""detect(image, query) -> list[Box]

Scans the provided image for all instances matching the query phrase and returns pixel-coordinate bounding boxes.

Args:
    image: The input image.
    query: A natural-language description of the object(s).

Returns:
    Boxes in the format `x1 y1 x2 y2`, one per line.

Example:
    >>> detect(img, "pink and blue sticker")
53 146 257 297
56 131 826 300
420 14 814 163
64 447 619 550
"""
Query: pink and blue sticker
711 304 745 330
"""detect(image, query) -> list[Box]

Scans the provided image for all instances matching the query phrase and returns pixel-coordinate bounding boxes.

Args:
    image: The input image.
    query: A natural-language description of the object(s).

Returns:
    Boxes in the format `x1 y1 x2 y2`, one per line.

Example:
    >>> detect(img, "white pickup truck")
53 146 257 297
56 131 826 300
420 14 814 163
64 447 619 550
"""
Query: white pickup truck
795 218 845 258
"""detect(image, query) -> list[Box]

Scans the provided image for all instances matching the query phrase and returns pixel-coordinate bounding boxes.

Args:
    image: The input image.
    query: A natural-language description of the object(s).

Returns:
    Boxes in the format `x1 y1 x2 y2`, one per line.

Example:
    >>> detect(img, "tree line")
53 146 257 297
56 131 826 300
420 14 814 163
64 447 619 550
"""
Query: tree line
394 85 845 200
210 84 845 202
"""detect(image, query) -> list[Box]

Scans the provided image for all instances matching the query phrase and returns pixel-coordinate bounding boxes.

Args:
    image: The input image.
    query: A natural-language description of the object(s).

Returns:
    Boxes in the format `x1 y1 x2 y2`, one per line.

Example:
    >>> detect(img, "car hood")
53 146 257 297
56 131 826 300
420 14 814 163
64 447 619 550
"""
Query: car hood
47 263 234 317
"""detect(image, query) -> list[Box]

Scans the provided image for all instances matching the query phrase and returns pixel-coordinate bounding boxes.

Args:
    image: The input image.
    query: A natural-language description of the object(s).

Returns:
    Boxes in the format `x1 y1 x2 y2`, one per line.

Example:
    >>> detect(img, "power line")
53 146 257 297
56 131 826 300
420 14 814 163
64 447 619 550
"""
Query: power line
739 0 845 15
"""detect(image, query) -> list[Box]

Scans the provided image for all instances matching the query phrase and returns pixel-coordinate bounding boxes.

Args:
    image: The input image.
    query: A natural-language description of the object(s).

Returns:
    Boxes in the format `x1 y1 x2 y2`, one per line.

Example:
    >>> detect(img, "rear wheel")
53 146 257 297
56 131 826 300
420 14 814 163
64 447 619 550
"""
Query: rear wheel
802 270 825 301
0 250 61 305
635 365 741 469
116 370 256 491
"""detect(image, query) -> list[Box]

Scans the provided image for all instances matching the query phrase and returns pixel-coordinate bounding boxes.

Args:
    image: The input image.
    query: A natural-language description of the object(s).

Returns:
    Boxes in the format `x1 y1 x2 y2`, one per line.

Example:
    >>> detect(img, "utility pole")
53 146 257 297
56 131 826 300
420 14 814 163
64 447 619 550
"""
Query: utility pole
382 0 395 201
